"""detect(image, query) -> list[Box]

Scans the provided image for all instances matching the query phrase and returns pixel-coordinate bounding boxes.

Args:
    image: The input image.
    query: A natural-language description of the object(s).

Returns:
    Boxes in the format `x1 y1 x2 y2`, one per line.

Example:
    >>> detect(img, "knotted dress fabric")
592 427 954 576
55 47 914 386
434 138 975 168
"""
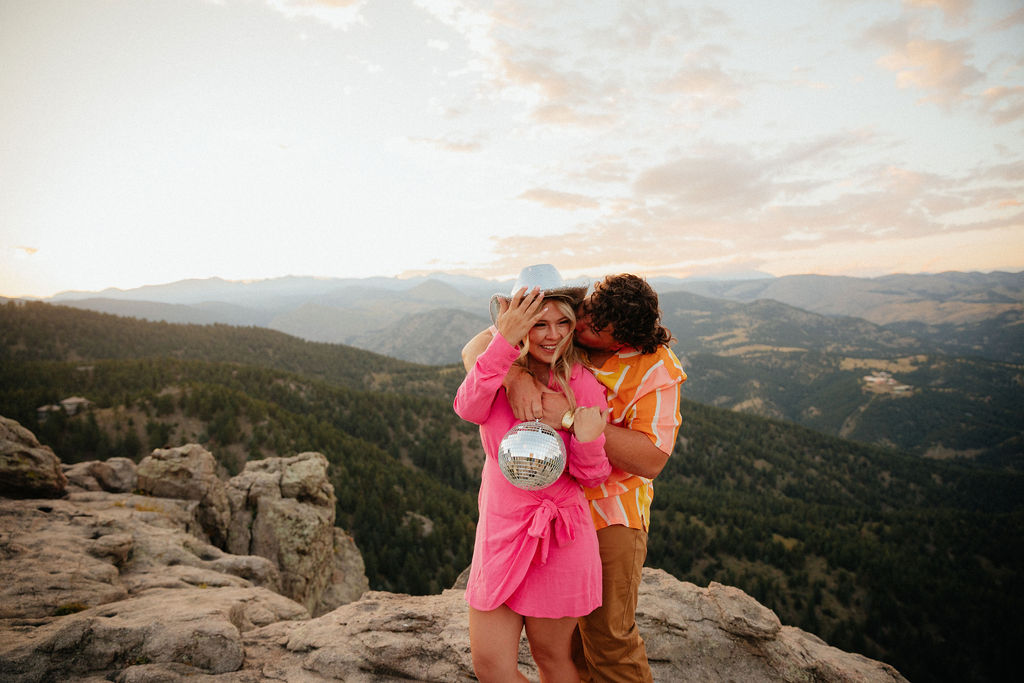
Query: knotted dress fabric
454 333 611 618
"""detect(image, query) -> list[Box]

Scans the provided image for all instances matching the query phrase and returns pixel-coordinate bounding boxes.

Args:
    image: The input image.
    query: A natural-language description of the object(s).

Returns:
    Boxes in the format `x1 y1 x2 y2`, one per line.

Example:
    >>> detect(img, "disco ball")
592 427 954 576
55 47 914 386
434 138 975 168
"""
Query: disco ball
497 420 567 491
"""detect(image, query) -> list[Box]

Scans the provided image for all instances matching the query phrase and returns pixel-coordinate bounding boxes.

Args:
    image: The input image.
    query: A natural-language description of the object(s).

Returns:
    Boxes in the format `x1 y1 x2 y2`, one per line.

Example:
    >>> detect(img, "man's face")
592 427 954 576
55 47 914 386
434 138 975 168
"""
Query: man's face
575 294 619 351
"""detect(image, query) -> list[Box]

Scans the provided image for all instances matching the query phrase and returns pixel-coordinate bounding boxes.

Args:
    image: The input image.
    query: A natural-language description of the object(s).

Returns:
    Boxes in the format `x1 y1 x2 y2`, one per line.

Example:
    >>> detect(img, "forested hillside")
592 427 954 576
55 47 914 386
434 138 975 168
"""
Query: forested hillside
660 291 1023 468
2 301 1021 683
0 300 461 397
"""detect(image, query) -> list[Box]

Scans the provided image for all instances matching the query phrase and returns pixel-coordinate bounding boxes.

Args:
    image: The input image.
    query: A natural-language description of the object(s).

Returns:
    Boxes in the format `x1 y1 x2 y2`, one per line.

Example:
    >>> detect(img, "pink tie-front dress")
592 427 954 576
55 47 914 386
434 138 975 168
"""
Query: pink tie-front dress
454 333 611 618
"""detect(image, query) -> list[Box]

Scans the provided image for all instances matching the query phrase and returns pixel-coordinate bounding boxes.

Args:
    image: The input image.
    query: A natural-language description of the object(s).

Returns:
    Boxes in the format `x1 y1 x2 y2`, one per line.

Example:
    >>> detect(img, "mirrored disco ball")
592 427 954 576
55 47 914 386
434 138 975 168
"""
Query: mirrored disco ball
497 420 567 491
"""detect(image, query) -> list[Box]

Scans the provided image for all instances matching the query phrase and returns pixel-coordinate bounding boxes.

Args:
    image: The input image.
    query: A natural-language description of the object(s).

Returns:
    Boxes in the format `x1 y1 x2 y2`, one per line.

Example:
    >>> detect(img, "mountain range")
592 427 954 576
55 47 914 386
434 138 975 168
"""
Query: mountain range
11 269 1021 465
34 270 1024 363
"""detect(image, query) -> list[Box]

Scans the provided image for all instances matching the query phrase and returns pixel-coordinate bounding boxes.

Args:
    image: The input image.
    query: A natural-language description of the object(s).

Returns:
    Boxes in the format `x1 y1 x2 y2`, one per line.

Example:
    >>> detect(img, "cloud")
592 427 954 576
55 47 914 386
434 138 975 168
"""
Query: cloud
409 136 483 153
980 85 1024 124
264 0 367 30
634 155 773 211
658 63 744 113
877 38 983 105
990 6 1024 32
903 0 972 25
483 128 1024 279
576 156 632 184
517 188 599 210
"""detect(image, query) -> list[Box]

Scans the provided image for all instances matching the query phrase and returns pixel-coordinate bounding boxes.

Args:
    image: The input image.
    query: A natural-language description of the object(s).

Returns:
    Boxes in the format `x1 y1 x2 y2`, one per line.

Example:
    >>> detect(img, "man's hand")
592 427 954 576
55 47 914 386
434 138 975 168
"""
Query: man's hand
540 390 570 430
506 366 548 421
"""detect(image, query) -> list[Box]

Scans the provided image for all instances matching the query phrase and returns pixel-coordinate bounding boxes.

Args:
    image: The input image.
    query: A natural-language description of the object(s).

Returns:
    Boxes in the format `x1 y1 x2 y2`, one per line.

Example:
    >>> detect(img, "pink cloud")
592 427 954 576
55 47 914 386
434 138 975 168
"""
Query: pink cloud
877 38 983 104
980 85 1024 125
518 188 600 210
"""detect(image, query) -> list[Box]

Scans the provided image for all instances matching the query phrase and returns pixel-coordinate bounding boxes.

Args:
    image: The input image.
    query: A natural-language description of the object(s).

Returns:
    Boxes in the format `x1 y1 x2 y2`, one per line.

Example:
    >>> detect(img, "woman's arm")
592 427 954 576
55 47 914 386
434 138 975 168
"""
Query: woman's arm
564 370 611 487
567 432 610 488
460 289 550 421
454 288 546 424
453 334 520 424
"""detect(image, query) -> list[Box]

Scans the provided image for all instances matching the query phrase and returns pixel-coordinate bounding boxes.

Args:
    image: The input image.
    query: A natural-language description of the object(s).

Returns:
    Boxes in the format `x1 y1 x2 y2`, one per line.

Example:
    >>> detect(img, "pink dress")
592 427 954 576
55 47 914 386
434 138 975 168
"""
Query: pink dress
454 334 611 618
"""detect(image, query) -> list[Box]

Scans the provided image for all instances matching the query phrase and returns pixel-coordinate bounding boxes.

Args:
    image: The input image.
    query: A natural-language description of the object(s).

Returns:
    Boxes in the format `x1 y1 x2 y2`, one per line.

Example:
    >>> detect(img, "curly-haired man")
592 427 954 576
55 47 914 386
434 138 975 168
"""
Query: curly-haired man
463 271 686 682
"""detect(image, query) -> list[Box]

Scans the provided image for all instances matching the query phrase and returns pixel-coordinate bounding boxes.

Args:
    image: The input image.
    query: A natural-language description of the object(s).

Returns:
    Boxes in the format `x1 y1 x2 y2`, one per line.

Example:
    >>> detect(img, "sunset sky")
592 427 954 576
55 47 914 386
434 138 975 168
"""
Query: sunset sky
2 0 1023 298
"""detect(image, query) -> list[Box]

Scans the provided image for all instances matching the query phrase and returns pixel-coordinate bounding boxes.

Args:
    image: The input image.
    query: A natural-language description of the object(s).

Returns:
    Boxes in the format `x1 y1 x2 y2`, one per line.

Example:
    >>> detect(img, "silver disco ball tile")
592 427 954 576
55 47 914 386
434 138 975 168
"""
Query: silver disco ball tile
497 420 567 491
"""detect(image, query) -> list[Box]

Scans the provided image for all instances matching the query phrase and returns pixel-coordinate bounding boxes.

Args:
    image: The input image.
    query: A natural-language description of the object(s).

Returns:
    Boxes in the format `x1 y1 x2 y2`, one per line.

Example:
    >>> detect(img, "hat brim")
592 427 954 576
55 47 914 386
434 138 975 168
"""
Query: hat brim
488 286 587 324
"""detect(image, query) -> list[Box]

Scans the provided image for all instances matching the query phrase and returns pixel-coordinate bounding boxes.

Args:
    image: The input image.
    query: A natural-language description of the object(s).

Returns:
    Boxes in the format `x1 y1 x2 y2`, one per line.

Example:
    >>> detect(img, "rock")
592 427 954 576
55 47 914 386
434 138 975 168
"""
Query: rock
636 569 907 682
0 415 67 498
0 586 307 681
64 457 137 493
138 445 231 546
225 452 347 616
220 569 907 683
317 527 371 615
247 589 478 682
0 493 281 621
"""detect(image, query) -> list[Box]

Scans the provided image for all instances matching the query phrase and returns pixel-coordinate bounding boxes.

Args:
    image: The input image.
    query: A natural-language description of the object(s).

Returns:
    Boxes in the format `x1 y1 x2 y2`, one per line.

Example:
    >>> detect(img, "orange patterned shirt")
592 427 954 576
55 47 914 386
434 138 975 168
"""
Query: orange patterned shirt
583 345 686 531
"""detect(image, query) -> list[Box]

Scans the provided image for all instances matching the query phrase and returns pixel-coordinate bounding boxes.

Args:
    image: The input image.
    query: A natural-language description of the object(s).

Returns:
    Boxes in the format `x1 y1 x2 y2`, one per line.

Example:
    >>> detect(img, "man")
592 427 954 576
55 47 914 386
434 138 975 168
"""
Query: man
463 270 686 682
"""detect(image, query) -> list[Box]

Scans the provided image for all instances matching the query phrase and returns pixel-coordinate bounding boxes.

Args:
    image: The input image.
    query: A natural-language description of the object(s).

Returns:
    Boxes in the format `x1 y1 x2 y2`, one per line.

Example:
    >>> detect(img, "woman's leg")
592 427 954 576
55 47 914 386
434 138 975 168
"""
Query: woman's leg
469 605 530 683
525 615 581 683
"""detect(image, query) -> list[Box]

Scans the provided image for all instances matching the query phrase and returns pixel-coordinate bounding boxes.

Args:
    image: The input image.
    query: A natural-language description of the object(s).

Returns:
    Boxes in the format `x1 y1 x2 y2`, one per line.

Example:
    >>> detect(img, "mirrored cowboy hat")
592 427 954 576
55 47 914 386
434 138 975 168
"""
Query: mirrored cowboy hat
489 264 588 324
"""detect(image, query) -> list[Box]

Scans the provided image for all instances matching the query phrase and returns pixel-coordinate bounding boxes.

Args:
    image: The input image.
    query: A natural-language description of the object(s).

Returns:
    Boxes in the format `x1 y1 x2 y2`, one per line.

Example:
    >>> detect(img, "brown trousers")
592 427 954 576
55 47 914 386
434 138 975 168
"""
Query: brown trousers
571 525 653 683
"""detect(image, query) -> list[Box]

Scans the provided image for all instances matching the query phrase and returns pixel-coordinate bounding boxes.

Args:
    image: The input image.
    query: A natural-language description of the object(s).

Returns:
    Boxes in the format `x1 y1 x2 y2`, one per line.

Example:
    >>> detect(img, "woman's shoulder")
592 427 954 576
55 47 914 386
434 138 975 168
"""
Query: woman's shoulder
569 361 600 387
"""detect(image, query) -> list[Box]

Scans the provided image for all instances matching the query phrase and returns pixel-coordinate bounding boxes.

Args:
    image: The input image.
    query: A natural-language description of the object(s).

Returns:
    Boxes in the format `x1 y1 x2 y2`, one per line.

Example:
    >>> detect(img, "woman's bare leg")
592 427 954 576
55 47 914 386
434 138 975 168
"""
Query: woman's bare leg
469 605 531 683
525 615 580 683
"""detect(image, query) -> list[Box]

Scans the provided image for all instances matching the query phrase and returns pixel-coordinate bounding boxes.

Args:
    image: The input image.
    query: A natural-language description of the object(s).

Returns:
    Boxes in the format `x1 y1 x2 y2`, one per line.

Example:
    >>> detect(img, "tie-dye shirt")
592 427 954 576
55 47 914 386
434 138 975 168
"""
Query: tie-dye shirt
583 345 686 531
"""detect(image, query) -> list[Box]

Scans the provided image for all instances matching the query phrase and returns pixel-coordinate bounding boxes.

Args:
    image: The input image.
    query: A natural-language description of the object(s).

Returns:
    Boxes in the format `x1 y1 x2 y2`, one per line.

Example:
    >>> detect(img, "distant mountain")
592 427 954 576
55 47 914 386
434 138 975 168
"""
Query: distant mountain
39 271 1024 353
347 309 491 365
660 291 923 357
58 298 273 327
670 271 1024 325
49 274 503 307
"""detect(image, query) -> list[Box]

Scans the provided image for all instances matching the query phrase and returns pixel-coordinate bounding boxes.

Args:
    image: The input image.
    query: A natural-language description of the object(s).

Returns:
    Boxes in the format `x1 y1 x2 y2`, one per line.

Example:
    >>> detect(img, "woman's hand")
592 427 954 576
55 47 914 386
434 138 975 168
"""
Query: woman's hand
571 406 607 443
494 286 544 347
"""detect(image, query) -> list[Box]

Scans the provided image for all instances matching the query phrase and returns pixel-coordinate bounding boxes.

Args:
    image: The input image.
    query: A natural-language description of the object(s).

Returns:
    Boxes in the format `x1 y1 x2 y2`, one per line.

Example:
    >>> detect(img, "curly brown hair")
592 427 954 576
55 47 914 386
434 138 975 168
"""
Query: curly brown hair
581 274 673 354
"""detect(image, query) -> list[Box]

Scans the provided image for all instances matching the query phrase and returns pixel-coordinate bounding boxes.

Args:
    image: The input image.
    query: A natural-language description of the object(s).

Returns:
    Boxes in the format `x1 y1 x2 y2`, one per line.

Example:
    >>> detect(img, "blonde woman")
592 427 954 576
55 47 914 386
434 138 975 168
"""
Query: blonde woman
454 271 611 683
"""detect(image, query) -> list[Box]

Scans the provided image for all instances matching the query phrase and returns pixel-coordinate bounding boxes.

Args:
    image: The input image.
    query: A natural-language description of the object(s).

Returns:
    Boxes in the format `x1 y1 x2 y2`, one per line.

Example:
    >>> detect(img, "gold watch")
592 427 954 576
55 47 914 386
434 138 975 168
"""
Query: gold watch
560 409 575 431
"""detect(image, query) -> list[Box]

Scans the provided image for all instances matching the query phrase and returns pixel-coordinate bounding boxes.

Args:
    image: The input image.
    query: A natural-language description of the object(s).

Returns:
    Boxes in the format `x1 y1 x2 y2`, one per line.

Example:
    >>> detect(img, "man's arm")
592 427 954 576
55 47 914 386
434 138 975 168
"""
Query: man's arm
461 328 494 372
603 424 669 479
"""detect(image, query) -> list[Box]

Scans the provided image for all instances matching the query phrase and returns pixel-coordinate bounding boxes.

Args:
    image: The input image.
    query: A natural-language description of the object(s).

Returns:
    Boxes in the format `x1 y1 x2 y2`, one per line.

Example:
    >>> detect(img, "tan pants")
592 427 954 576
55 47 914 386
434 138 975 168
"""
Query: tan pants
572 525 653 683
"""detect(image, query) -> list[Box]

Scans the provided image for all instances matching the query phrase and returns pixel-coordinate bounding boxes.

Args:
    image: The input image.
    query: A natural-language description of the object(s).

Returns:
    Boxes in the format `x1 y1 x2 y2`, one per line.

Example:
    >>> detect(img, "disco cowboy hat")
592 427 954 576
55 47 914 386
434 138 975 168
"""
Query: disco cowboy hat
489 264 588 324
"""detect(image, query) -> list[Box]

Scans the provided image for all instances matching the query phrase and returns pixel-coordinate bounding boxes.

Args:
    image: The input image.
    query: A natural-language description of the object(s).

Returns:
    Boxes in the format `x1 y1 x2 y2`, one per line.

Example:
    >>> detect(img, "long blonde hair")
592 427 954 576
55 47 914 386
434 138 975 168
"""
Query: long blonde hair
515 298 582 413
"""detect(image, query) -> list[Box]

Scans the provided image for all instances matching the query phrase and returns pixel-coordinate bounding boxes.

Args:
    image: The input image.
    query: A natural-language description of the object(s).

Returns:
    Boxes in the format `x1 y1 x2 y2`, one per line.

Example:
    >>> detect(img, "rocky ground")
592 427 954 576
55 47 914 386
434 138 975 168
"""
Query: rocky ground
0 414 907 682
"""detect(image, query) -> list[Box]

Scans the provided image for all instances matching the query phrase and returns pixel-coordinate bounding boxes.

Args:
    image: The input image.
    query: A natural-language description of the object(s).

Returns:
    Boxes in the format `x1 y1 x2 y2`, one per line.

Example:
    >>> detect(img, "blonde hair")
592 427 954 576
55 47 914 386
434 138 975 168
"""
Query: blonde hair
515 298 582 413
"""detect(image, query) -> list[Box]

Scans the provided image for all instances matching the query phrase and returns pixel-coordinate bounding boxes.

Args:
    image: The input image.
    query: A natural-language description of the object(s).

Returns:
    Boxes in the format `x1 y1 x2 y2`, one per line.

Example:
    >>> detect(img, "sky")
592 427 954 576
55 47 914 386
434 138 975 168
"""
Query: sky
1 0 1023 298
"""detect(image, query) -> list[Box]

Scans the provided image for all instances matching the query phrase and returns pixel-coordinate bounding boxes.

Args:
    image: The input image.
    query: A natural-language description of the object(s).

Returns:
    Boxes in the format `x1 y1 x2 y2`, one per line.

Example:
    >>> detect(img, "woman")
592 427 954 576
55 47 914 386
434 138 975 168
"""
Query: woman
454 279 612 683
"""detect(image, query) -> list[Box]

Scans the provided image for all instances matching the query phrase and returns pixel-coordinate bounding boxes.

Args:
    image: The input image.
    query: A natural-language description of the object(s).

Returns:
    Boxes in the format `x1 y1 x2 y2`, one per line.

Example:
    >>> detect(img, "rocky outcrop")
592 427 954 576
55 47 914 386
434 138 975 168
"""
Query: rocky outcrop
225 452 368 616
0 415 67 498
0 492 282 622
138 444 233 547
225 570 908 683
0 415 906 682
64 456 138 493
